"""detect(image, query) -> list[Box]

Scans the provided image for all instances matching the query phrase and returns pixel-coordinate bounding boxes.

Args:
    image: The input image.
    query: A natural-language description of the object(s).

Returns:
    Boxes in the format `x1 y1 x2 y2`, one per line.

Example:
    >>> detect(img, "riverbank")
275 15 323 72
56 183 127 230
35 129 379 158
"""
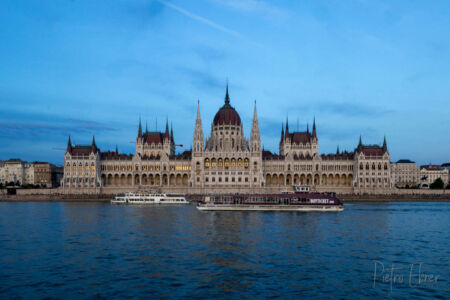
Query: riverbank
1 194 450 202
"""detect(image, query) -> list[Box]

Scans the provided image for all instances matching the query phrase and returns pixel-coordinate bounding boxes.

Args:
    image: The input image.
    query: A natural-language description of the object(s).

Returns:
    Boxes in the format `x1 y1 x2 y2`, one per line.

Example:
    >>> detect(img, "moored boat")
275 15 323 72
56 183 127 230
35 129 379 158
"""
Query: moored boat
111 192 188 205
196 187 343 212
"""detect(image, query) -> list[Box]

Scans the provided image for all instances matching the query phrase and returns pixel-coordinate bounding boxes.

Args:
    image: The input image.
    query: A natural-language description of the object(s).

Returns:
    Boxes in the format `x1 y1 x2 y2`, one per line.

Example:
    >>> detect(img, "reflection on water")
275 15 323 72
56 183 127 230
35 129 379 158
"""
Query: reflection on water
0 202 449 298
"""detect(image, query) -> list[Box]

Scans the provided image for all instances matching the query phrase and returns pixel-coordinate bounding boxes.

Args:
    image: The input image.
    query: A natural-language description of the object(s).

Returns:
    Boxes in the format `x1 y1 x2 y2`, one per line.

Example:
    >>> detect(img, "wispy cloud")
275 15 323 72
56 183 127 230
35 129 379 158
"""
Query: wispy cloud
0 119 114 138
287 101 395 118
157 0 262 47
209 0 289 19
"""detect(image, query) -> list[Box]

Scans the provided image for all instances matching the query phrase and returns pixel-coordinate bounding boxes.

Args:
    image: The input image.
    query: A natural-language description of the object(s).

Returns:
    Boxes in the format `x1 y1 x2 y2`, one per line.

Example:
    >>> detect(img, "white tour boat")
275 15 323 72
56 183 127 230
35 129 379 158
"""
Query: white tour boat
111 192 188 205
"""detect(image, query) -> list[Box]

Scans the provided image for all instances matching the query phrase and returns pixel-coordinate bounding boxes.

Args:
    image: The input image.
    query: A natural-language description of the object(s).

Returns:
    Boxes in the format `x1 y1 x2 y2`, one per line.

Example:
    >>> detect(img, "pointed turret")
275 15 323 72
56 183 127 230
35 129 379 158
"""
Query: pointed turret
285 117 289 138
382 135 387 152
193 100 204 153
138 117 142 138
66 136 72 153
170 122 174 143
312 117 317 138
145 121 148 134
281 122 285 142
307 123 309 134
250 100 261 152
224 81 230 106
336 145 340 155
358 135 362 147
115 145 118 154
91 135 97 153
164 117 169 139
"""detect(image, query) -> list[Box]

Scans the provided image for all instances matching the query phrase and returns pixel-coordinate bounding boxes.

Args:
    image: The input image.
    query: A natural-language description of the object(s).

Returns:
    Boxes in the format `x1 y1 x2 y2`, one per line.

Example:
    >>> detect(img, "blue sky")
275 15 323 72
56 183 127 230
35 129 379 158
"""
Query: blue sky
0 0 449 165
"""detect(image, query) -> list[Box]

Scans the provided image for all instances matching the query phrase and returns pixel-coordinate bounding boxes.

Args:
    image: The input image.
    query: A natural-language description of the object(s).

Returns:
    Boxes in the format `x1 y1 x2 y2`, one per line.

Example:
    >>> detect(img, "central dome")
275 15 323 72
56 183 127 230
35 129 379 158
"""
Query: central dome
213 85 241 126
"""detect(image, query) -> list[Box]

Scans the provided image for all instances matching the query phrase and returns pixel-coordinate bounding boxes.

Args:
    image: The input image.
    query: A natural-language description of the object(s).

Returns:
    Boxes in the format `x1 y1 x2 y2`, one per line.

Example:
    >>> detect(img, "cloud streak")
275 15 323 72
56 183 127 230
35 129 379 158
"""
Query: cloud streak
157 0 262 47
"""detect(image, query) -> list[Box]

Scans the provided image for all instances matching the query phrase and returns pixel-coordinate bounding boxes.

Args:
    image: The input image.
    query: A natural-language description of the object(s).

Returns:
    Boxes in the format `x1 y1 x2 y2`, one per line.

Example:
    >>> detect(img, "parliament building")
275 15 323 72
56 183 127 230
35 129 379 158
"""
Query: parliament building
62 86 392 194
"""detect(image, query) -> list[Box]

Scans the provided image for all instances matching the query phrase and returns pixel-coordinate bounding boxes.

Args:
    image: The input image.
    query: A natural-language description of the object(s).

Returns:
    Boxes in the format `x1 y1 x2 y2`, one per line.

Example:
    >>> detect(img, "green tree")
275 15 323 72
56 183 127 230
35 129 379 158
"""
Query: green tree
430 178 444 189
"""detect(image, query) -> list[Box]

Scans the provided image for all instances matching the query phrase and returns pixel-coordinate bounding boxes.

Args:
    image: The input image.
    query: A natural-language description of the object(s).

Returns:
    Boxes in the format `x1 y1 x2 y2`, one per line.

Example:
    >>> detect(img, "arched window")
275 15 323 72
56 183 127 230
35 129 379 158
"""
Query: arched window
372 163 375 170
366 163 369 170
231 158 236 167
360 163 363 170
205 158 210 168
224 158 229 169
218 158 223 168
211 158 217 167
244 158 249 169
238 158 243 167
378 163 381 170
384 163 388 170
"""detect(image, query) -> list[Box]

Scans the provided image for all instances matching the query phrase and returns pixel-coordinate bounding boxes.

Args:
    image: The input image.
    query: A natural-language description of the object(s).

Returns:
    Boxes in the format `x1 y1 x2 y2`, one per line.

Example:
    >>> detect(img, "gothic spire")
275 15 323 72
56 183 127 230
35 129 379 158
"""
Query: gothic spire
383 135 387 151
170 122 174 142
115 145 118 154
145 121 148 134
250 100 261 152
358 135 362 147
164 117 169 139
312 116 317 138
91 135 97 153
285 117 289 137
138 116 142 137
336 145 340 155
224 81 230 106
66 135 72 153
307 123 309 134
281 122 285 142
193 100 204 153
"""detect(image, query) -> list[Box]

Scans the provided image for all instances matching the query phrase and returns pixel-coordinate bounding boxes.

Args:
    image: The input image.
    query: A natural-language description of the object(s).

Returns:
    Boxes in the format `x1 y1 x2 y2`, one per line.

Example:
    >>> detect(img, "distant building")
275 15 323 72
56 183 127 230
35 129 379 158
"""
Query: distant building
62 85 393 194
34 162 63 188
0 159 31 185
419 164 449 188
391 159 420 188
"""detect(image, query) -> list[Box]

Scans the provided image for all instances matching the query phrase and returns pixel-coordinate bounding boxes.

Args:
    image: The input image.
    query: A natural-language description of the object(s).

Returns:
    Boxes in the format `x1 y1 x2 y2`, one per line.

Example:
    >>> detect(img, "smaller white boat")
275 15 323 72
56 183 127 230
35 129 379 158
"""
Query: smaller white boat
111 192 188 205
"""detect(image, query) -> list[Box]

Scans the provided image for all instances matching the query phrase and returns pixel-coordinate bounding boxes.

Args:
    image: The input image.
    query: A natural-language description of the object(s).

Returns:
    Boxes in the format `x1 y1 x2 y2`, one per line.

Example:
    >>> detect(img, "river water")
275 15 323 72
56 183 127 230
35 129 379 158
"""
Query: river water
0 202 448 299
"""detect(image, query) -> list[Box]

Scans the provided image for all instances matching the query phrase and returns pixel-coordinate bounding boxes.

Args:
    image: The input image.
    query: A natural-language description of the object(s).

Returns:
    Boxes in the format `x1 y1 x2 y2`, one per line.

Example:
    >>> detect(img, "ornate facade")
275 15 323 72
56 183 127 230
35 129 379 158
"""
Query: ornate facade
62 85 393 193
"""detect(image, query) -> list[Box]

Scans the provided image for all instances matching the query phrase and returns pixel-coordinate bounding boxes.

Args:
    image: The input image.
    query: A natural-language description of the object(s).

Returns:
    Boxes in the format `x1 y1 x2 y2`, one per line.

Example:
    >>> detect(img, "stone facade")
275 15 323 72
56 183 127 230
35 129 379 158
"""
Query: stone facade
419 165 449 188
391 159 420 188
62 86 393 194
0 159 34 185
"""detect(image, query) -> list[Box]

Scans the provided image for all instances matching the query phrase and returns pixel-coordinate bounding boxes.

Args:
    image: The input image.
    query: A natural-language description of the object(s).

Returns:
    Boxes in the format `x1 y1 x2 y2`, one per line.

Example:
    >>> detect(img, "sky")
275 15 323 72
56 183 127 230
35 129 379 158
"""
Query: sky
0 0 449 166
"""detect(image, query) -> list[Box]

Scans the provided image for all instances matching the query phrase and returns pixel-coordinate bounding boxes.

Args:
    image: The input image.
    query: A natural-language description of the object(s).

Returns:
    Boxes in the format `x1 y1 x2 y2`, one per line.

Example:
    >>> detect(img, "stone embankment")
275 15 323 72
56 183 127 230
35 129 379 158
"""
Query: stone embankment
1 188 450 202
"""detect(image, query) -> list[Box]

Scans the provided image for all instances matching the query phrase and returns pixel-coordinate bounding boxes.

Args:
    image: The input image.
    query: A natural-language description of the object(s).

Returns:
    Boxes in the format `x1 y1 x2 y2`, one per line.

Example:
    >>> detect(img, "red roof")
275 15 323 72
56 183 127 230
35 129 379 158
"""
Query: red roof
144 132 164 144
70 146 96 156
289 132 312 144
357 145 385 157
213 105 241 126
262 150 284 160
100 151 133 160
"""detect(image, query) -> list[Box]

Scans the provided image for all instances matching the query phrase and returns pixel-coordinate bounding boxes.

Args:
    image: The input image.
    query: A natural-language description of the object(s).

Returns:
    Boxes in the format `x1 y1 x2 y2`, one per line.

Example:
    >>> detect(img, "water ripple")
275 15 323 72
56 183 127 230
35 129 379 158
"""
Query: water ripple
0 202 448 298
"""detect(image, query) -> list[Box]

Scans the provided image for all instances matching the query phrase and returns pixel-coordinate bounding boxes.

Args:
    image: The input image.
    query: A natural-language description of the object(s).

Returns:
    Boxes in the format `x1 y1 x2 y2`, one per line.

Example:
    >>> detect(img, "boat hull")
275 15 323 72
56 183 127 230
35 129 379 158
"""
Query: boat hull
197 204 343 212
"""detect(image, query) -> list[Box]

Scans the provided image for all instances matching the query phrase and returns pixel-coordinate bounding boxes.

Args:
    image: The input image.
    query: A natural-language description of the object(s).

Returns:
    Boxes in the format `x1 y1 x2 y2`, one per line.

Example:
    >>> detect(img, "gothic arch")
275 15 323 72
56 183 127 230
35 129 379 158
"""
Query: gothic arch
279 174 285 186
322 174 327 186
314 174 320 185
266 174 271 186
286 174 292 185
294 174 300 185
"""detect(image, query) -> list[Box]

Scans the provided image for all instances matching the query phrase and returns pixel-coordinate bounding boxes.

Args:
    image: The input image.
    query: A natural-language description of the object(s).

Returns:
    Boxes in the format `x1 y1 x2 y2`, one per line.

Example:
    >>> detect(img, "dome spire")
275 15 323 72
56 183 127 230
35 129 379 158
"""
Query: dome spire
224 81 230 106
